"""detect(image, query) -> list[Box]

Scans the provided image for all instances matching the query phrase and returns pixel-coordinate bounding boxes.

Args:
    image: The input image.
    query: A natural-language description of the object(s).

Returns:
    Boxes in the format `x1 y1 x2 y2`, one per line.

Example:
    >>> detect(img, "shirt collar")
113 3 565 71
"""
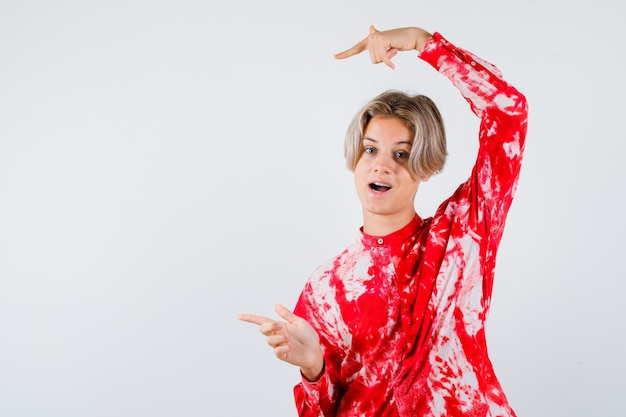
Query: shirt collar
359 214 423 248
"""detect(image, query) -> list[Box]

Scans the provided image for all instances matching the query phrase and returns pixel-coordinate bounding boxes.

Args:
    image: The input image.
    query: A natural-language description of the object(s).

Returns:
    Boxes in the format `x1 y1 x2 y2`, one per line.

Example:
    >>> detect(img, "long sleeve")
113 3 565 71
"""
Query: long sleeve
393 33 528 416
292 280 347 417
291 320 337 417
418 32 528 306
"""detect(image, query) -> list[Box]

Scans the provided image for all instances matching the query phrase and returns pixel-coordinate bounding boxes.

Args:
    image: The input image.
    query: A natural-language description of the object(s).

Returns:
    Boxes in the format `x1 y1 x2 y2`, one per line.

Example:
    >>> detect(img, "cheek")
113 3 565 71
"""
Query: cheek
353 158 367 177
353 169 365 189
398 171 420 190
353 163 371 194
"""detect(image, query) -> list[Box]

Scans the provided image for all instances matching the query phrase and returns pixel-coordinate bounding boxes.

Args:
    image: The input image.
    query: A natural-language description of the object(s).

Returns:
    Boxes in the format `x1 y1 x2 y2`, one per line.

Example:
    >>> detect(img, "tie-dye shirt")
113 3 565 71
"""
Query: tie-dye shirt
292 32 528 417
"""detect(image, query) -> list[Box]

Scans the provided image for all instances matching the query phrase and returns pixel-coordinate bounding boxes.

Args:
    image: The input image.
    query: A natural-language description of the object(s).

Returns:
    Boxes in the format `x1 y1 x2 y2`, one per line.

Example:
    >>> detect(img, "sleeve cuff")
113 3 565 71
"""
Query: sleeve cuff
298 365 330 401
418 31 451 69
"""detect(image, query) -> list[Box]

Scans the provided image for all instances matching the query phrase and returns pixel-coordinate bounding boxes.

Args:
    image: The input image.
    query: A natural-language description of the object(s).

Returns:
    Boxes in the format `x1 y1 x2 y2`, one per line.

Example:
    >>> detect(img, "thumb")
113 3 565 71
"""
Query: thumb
275 303 299 323
369 25 379 34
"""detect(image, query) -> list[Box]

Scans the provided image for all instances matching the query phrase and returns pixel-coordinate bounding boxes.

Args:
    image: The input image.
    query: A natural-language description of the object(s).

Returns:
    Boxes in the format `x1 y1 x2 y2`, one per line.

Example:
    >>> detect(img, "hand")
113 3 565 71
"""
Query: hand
334 25 432 69
238 304 324 381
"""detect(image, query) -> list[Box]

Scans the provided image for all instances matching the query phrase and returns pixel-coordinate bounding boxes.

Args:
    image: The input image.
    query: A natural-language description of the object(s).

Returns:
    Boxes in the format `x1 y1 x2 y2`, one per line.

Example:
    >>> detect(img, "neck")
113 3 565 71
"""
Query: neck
362 210 416 236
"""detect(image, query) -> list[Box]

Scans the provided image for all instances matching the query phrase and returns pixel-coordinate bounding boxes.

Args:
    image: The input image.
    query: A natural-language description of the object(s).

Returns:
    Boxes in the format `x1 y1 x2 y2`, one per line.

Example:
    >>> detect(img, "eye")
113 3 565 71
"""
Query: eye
364 147 376 155
395 151 409 159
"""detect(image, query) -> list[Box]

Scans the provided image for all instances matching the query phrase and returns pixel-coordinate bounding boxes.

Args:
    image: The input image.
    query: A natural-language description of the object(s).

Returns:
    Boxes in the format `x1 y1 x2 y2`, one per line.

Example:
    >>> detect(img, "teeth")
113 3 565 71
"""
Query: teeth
370 182 392 192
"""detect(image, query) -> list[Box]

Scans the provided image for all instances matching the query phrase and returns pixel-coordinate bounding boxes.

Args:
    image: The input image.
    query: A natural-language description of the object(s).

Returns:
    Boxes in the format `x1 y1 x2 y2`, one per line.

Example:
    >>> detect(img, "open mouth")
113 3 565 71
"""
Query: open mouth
369 182 392 192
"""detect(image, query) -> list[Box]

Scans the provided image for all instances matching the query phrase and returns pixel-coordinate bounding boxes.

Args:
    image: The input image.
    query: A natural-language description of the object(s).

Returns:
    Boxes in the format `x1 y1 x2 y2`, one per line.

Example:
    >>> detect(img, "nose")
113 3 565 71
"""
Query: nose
373 153 393 174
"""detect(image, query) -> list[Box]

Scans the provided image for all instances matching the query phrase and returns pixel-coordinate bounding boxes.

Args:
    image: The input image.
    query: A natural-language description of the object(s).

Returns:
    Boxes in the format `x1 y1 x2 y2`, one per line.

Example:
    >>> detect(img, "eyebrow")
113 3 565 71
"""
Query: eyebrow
363 137 413 146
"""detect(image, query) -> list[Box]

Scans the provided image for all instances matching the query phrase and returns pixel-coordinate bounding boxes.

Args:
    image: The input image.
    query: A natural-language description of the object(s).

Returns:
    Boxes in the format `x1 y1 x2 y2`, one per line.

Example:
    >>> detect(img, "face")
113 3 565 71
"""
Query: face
354 116 424 233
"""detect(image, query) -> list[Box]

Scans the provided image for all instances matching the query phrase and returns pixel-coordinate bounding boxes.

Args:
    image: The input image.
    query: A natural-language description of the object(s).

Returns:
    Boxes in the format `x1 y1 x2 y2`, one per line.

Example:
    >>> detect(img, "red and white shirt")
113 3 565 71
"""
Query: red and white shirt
292 32 529 417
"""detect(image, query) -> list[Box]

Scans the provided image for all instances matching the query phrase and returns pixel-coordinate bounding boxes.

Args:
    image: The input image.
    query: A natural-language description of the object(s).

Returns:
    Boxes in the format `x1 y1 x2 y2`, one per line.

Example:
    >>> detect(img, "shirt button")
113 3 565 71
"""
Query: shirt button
471 61 476 66
377 238 384 245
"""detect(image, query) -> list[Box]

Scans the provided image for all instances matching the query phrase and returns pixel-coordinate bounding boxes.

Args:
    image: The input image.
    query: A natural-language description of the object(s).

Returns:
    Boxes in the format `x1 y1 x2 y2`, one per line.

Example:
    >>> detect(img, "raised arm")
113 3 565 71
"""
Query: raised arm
418 32 528 243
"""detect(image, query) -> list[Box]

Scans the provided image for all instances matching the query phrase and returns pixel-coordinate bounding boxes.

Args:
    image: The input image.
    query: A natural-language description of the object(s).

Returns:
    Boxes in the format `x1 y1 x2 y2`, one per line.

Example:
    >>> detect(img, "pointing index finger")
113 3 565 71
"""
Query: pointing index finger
238 313 273 325
334 37 368 60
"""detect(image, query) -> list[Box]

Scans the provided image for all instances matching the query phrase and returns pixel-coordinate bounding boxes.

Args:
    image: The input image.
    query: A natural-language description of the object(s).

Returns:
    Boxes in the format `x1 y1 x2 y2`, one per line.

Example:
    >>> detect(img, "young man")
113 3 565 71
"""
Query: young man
240 25 528 416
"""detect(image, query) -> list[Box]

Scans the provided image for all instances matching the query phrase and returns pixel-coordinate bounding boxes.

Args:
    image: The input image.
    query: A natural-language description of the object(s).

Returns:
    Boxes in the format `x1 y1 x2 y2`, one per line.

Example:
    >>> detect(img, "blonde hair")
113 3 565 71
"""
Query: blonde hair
344 90 447 179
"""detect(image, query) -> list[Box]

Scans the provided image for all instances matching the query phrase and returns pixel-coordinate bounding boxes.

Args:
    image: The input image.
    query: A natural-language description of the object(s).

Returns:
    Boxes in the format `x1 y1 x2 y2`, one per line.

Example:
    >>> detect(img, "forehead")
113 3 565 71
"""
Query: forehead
363 116 412 145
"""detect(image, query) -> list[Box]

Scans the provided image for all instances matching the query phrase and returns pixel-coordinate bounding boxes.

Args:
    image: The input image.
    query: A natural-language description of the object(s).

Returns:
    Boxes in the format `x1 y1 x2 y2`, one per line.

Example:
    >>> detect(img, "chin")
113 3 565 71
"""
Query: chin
363 205 395 217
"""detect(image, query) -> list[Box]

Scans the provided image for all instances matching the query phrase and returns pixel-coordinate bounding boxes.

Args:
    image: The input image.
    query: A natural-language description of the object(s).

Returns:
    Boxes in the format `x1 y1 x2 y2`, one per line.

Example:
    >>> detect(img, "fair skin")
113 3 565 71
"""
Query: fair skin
355 116 429 236
238 25 433 382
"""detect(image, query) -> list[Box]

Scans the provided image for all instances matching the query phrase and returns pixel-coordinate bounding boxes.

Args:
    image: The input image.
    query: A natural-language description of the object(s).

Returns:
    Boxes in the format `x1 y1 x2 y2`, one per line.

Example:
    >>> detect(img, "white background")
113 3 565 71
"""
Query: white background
1 1 624 416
